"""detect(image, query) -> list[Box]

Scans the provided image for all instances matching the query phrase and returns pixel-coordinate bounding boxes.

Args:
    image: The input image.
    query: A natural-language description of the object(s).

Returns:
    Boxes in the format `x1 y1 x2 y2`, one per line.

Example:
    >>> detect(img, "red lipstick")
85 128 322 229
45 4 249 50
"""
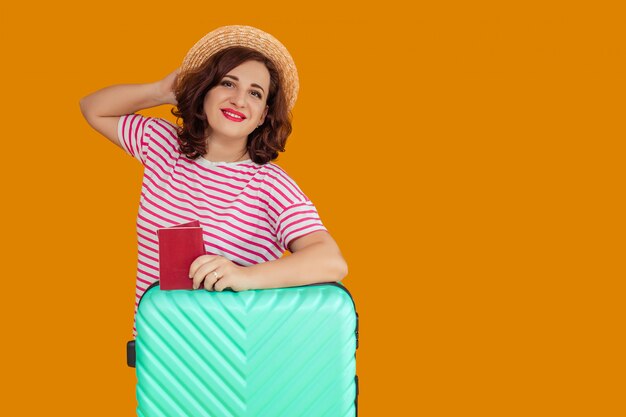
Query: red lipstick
221 108 246 122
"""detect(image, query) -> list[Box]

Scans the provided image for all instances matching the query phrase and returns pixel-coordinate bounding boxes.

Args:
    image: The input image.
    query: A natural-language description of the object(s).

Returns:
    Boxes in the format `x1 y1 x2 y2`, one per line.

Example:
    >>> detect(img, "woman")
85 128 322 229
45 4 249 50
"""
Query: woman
79 25 348 337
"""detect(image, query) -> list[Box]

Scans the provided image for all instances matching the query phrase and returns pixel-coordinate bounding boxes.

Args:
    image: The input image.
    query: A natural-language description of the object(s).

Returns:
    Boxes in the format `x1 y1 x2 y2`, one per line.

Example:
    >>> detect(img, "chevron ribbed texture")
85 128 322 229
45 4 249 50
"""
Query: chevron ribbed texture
136 285 357 417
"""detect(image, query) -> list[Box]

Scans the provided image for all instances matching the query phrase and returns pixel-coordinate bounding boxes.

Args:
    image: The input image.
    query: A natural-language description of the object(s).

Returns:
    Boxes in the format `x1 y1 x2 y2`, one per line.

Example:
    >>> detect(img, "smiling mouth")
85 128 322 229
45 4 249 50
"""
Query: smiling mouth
221 109 246 122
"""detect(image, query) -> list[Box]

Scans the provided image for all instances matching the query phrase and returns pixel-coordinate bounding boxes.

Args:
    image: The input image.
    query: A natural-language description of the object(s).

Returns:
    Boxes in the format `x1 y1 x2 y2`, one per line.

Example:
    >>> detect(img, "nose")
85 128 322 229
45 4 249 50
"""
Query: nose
230 88 247 108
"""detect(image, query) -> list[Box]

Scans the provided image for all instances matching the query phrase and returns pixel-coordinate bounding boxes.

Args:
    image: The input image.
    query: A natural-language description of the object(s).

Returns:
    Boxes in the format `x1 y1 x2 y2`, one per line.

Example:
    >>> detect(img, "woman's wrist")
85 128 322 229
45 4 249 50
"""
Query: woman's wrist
151 81 175 106
153 68 180 106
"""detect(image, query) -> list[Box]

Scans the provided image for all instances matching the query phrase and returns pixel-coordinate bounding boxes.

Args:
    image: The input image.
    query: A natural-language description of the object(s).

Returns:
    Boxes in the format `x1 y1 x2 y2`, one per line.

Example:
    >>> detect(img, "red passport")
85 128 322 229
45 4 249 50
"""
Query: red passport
156 220 205 290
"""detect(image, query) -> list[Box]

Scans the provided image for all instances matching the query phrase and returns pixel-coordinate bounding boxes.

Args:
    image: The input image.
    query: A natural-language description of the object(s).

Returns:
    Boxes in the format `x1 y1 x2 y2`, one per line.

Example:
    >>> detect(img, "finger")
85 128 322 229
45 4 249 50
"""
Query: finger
189 255 216 278
214 276 228 292
192 273 206 290
212 269 223 286
194 257 224 281
203 271 221 291
192 265 218 290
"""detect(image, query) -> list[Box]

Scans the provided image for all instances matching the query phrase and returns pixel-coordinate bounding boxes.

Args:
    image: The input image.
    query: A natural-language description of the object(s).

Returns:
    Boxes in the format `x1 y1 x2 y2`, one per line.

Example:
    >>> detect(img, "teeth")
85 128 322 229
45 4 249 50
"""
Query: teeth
224 111 243 119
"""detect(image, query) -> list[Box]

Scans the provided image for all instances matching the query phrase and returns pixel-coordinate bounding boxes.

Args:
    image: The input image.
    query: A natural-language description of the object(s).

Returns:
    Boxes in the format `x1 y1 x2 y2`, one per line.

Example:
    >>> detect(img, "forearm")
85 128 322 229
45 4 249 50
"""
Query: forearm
246 242 348 289
79 82 165 118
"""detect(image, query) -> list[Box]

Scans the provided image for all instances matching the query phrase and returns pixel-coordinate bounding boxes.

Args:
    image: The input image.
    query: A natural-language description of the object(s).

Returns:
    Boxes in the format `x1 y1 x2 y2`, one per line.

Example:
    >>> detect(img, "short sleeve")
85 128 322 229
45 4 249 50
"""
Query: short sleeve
276 201 328 251
265 165 328 251
117 113 156 165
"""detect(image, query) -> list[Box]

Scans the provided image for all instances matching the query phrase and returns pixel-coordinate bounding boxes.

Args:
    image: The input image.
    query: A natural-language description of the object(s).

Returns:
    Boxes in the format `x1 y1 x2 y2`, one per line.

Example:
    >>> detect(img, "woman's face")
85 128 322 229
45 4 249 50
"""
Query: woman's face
203 60 270 140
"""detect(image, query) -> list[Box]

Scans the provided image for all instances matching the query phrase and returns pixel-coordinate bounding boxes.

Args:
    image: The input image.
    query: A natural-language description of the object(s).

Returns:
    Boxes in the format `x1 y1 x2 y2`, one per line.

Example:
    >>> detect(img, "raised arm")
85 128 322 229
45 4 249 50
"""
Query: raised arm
78 68 179 149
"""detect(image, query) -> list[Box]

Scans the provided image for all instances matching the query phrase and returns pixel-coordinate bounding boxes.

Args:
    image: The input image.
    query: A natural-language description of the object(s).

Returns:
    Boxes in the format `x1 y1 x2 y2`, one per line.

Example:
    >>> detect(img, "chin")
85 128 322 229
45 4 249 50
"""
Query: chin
213 129 252 141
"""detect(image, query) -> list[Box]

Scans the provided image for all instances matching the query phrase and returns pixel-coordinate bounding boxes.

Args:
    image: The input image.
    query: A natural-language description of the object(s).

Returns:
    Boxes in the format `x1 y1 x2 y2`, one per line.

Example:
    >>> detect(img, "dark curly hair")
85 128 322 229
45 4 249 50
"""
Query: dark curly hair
171 46 292 165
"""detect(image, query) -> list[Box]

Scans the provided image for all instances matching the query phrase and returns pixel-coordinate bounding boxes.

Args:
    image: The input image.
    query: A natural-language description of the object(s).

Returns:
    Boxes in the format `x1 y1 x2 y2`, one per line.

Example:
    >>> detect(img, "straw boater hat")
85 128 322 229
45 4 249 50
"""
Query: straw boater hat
178 25 300 111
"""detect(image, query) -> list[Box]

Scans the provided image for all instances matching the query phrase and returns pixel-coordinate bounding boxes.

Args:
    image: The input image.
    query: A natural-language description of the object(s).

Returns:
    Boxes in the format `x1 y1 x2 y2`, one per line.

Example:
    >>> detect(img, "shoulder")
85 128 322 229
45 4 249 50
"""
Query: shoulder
148 117 178 136
120 114 178 140
255 162 309 204
260 161 295 181
255 162 299 187
144 117 180 155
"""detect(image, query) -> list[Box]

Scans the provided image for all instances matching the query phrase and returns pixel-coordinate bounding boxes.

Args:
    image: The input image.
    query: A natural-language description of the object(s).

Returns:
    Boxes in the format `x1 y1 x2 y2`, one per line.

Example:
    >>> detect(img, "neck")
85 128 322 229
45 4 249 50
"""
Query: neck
203 133 249 162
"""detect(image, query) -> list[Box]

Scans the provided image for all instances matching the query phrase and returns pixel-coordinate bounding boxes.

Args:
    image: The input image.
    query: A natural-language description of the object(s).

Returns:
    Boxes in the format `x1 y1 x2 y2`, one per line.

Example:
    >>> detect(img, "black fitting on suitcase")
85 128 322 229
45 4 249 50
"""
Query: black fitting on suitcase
355 374 359 416
355 312 359 349
127 340 136 368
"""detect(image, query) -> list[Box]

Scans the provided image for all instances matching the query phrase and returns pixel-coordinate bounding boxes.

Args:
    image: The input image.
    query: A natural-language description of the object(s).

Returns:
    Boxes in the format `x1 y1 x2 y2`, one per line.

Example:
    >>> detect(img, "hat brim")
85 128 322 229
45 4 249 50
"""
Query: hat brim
179 25 299 112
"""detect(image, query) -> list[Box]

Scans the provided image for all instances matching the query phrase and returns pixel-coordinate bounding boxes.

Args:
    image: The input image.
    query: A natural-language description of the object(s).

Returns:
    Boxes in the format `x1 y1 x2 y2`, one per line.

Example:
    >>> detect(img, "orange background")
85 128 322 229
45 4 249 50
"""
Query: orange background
1 1 623 415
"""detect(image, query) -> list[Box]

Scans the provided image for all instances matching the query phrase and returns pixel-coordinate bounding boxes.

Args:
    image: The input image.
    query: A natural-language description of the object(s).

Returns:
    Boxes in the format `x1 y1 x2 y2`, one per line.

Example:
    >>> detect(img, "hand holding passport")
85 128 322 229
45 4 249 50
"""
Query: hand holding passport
156 220 205 290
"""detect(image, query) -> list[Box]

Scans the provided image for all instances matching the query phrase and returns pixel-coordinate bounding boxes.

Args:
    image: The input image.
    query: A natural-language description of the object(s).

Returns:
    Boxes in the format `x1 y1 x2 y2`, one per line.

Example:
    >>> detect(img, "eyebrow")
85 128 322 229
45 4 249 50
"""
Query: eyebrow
223 75 265 93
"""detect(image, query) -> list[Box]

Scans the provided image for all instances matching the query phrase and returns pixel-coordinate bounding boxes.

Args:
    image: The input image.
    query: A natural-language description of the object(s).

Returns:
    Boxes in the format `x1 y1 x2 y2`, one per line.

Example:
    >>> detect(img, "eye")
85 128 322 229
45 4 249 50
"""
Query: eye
221 80 263 99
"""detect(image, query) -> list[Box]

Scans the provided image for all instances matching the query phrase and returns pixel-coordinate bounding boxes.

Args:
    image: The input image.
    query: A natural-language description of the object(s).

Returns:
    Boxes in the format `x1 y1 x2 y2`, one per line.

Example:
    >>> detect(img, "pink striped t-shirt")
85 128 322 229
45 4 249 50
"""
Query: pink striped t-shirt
117 113 328 337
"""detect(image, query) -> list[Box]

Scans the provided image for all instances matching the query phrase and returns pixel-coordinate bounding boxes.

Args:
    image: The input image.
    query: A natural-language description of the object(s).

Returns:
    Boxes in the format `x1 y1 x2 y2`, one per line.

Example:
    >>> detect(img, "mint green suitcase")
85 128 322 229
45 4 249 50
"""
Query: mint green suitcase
127 282 359 416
